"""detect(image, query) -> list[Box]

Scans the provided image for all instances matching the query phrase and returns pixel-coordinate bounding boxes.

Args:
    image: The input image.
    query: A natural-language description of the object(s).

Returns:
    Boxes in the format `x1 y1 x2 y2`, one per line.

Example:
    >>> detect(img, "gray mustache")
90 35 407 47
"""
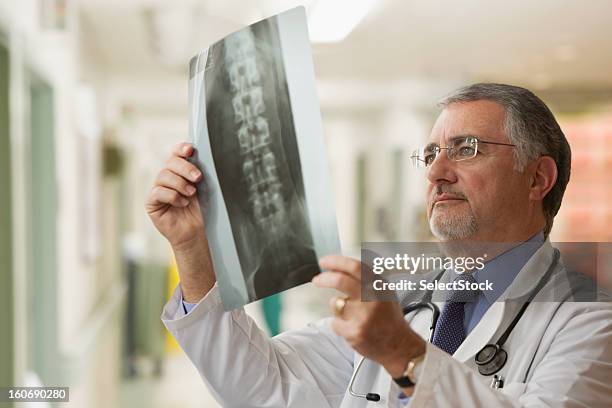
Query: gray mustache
430 185 468 203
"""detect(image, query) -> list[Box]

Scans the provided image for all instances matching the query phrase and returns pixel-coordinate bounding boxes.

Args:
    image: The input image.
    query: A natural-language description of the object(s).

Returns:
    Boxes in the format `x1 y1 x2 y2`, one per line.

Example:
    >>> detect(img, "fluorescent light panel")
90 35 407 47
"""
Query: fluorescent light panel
308 0 377 43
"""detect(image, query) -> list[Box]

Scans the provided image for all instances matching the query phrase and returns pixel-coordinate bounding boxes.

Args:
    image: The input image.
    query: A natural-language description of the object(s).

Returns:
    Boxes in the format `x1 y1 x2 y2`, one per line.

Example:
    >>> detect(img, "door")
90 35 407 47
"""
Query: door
25 74 58 384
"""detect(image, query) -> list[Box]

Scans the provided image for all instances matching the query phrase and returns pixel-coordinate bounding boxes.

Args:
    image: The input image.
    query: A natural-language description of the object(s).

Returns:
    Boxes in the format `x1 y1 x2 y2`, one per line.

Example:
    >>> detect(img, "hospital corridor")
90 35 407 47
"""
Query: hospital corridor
1 0 611 407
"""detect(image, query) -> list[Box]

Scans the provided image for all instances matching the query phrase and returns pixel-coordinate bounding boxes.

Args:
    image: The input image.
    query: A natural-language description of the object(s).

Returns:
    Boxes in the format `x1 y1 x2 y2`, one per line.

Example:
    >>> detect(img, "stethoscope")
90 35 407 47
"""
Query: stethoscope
348 249 561 402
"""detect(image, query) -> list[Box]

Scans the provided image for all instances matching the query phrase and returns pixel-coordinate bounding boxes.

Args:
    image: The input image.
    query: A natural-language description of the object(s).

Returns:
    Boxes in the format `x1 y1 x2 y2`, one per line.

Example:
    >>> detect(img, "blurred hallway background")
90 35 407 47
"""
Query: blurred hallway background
1 0 611 407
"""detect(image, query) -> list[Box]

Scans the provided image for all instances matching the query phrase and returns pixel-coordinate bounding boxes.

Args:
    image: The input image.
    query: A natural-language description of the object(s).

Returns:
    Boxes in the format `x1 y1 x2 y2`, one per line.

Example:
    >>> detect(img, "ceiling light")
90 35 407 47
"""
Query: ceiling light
308 0 377 43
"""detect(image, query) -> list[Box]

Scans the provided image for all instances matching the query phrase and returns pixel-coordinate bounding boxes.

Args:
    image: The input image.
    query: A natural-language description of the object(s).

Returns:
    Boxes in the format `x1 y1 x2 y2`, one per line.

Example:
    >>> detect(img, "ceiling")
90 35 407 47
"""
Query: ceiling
78 0 612 93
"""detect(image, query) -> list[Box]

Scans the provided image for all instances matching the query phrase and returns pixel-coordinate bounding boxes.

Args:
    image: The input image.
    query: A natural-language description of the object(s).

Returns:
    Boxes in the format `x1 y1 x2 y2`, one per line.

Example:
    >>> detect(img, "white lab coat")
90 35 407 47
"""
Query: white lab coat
161 241 612 407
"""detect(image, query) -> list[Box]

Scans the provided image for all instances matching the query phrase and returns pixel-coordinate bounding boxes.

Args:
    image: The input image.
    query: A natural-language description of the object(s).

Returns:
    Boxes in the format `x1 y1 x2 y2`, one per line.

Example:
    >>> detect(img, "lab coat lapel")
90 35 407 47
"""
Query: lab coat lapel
453 301 505 362
406 301 445 341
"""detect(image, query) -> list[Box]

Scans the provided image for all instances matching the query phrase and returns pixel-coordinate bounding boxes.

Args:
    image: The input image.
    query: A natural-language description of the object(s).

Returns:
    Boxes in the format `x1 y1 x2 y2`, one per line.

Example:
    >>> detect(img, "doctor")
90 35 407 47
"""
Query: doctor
146 83 612 407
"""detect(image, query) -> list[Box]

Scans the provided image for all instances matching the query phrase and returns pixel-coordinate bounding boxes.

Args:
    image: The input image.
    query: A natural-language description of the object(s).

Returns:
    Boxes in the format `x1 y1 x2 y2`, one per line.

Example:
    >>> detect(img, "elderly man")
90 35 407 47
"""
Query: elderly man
146 83 612 407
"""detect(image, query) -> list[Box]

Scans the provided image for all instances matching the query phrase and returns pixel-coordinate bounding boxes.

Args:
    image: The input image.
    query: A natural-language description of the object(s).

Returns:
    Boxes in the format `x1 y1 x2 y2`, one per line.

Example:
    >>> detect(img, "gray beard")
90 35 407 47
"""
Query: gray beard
429 209 478 241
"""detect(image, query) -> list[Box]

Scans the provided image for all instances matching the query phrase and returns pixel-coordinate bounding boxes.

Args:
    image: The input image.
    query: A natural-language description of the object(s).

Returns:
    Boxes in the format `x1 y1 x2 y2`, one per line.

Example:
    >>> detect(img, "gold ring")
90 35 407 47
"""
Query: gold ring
334 296 349 316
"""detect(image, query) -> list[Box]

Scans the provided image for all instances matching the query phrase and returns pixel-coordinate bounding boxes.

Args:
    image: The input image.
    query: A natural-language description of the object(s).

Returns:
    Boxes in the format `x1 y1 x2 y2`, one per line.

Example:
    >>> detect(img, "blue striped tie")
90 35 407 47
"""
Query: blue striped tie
432 273 478 355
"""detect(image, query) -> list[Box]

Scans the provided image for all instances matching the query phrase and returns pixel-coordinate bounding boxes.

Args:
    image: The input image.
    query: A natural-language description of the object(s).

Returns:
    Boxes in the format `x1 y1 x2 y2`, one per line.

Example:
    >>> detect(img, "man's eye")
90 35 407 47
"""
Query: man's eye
424 154 436 165
457 146 476 157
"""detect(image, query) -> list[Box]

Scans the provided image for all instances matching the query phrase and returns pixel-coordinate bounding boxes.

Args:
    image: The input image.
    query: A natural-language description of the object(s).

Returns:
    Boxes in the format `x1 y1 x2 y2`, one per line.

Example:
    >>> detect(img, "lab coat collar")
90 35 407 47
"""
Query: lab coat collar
473 231 545 304
497 239 556 302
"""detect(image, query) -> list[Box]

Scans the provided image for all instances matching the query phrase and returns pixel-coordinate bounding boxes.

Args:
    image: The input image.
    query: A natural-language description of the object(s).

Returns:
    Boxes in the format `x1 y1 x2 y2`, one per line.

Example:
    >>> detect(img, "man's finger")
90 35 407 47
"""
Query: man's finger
312 271 360 299
172 142 194 158
166 155 202 183
148 185 189 208
319 255 363 280
157 169 197 197
328 296 360 321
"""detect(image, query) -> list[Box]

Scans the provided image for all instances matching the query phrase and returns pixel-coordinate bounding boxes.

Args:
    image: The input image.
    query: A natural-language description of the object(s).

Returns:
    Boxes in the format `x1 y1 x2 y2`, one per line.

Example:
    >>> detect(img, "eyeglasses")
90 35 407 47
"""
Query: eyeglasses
410 135 516 168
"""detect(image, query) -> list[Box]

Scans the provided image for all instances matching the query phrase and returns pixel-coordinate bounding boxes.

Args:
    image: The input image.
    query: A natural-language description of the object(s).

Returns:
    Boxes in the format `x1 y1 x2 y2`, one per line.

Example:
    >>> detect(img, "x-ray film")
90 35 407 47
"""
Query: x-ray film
188 7 340 310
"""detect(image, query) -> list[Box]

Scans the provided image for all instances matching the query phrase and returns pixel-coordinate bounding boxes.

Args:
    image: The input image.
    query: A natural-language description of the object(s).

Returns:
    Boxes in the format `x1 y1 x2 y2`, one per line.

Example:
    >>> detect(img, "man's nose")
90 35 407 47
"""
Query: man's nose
426 149 458 185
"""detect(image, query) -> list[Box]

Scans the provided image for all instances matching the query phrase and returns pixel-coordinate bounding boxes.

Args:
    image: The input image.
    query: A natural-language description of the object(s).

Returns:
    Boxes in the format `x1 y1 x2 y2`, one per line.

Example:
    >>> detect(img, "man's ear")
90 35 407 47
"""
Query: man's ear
529 156 558 201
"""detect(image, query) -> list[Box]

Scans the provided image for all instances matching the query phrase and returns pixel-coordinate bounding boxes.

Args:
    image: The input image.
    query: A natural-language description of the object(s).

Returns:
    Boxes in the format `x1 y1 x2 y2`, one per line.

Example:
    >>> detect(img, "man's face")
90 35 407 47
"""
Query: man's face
426 100 531 241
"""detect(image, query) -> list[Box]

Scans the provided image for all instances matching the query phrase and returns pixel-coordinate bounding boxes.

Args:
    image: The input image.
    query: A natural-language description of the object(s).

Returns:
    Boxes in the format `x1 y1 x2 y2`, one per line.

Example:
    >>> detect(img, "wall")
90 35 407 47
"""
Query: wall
0 1 124 406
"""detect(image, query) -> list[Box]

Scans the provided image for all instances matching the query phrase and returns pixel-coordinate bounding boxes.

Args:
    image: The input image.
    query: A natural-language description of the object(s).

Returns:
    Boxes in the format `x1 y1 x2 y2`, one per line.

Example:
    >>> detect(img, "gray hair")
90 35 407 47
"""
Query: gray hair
437 83 571 238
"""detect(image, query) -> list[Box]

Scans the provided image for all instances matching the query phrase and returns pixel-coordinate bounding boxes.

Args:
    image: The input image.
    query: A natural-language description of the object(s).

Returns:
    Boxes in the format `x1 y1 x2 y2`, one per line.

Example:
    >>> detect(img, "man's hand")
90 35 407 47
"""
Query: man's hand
312 255 426 381
145 142 215 302
146 142 204 248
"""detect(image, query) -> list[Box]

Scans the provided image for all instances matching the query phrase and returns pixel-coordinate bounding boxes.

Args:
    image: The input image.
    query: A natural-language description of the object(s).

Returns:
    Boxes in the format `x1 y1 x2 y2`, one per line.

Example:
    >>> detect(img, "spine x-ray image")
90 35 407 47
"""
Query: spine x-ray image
188 7 340 309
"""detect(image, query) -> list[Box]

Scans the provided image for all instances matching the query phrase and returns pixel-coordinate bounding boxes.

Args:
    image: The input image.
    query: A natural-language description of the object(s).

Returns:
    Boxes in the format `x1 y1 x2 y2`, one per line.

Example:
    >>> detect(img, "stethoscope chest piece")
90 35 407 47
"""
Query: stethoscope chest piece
475 344 508 376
